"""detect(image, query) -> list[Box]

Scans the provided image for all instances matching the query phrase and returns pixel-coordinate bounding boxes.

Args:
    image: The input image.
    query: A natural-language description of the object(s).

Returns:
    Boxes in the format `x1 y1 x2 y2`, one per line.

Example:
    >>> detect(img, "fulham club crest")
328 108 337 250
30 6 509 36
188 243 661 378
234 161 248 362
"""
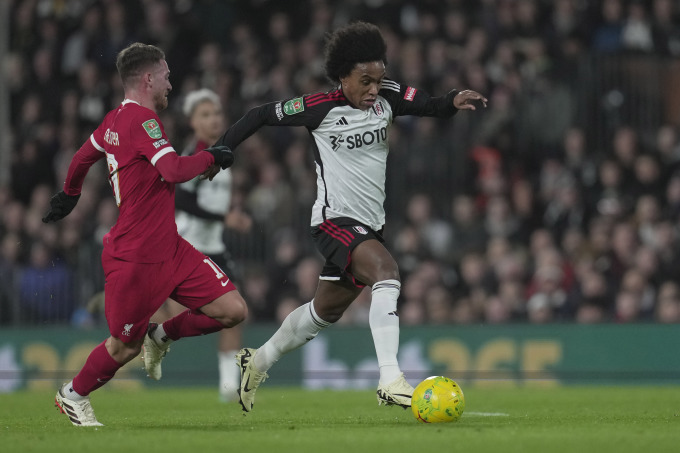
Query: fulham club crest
372 101 384 117
353 226 368 235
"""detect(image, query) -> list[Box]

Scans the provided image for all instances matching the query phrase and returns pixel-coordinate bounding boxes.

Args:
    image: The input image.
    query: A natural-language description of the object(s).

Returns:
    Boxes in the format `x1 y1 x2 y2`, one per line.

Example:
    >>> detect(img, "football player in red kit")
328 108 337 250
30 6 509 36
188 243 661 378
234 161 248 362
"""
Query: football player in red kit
44 43 246 426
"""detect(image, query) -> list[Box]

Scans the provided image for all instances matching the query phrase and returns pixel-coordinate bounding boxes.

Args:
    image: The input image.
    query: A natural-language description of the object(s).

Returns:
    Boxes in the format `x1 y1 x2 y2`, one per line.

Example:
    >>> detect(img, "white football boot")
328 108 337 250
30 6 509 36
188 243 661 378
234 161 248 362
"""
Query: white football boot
142 323 170 380
55 387 103 427
376 373 414 408
235 348 268 412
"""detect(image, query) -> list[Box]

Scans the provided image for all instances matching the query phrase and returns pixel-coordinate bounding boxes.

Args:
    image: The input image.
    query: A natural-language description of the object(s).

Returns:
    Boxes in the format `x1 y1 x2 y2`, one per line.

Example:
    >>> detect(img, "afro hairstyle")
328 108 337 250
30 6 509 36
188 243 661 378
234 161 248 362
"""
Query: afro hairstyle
324 21 387 84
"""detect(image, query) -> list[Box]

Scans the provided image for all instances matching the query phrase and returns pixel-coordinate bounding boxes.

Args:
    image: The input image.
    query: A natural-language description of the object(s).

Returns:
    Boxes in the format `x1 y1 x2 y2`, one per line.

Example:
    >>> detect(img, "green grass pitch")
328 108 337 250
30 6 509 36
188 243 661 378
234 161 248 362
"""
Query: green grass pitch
2 386 680 453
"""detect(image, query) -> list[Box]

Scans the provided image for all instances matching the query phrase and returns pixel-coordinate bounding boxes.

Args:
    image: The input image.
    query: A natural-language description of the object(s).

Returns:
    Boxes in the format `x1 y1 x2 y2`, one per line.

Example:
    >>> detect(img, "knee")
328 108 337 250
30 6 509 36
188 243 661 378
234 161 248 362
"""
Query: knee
319 308 343 324
378 270 400 283
106 337 142 364
220 295 248 328
373 264 400 285
122 343 143 362
370 254 400 284
314 301 347 324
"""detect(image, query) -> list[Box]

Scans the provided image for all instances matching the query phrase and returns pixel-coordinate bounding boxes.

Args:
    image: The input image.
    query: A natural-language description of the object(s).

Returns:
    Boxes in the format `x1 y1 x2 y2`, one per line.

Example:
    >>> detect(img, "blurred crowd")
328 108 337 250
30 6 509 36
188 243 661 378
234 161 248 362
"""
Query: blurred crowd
2 0 680 327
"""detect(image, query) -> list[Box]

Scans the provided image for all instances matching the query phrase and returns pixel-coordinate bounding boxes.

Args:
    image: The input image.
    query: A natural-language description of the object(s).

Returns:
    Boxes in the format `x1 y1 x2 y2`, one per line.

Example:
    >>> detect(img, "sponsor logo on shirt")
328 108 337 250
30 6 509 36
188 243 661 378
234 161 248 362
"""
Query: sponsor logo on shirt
275 102 284 121
404 87 417 101
329 126 388 150
142 119 162 139
283 97 305 115
330 134 344 151
152 138 169 149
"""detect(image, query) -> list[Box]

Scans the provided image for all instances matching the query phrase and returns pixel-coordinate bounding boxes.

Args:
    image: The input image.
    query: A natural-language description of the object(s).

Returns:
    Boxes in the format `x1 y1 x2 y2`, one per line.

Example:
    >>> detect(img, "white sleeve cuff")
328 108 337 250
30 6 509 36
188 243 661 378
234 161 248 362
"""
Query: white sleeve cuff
150 147 176 166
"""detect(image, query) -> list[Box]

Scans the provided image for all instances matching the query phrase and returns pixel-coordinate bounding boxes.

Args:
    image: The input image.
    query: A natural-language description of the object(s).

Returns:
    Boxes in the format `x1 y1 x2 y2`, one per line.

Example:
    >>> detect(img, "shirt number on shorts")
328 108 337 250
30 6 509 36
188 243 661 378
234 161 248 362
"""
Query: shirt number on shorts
203 258 225 279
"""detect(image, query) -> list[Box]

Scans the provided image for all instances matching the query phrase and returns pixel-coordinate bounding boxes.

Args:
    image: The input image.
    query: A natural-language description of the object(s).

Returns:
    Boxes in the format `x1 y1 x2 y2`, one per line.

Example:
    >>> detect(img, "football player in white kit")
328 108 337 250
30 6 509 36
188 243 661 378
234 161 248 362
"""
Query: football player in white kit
147 88 251 401
206 21 487 412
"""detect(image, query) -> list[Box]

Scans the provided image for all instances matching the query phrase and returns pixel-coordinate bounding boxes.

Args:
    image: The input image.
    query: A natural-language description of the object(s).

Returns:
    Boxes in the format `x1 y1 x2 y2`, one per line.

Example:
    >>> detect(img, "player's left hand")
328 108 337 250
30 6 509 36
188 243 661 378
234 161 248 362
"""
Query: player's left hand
42 191 81 223
454 90 487 110
200 164 221 181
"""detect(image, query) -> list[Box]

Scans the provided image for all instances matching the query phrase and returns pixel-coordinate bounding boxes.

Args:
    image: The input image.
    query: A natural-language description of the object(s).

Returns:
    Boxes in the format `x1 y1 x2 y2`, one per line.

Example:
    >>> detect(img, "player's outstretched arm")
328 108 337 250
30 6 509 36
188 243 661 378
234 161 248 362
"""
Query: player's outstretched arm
154 149 228 184
43 135 104 223
202 98 311 181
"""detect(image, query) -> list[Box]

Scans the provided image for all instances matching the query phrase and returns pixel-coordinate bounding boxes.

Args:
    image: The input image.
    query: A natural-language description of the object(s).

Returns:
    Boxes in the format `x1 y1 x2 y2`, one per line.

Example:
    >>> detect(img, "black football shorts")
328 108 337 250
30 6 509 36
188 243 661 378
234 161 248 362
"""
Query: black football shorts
310 217 384 287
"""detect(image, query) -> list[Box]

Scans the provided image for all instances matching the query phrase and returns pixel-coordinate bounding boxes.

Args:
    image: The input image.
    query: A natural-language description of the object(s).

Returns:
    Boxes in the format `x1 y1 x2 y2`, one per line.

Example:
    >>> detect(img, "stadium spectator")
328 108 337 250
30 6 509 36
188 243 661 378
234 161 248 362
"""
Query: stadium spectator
0 233 22 324
655 281 680 323
447 194 488 265
614 290 642 323
424 285 456 324
403 193 453 262
19 240 75 323
4 0 680 333
590 158 631 219
654 125 680 176
592 0 625 53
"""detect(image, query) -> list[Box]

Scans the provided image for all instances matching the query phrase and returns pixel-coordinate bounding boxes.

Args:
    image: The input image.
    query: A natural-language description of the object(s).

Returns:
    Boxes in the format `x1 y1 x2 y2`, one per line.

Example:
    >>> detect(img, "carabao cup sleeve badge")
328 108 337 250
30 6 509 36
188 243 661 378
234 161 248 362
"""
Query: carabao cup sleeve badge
142 119 162 139
283 97 305 115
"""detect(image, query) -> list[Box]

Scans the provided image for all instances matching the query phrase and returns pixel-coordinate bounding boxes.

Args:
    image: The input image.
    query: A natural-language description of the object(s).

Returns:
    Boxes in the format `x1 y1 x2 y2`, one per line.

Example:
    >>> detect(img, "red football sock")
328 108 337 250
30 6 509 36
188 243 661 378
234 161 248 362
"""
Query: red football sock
72 341 122 396
162 309 223 340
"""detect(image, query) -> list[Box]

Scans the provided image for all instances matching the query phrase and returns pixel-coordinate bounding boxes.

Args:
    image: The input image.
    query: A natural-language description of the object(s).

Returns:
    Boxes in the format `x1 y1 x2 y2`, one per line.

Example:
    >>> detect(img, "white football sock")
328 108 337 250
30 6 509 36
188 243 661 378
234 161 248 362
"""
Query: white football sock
370 279 403 385
62 381 86 401
153 323 174 346
218 350 240 398
254 300 330 372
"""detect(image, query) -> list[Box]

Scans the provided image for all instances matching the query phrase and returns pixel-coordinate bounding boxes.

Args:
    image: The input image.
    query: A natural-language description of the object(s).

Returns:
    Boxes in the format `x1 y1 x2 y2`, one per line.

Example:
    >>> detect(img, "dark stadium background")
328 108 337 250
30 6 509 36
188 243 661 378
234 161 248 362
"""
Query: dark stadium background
1 0 680 389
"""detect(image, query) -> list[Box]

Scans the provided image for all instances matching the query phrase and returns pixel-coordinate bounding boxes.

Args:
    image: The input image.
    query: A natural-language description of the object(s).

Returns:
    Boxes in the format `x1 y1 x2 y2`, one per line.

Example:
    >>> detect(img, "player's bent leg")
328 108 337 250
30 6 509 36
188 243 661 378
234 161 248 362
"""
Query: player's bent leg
312 278 363 323
143 292 248 381
237 281 360 413
199 290 248 328
144 299 182 381
233 293 341 413
143 308 225 380
56 336 138 426
349 240 410 406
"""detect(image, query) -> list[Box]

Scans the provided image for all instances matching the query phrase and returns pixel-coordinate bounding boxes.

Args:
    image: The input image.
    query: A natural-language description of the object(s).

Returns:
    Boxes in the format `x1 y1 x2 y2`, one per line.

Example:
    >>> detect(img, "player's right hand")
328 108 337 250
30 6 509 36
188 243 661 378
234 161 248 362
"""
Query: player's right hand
204 145 234 170
42 191 81 223
199 164 221 181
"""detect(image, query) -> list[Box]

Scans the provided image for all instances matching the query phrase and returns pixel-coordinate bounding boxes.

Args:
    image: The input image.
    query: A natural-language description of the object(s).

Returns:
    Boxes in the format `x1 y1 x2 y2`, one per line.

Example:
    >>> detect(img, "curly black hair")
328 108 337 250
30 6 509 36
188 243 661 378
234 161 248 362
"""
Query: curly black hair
324 21 387 84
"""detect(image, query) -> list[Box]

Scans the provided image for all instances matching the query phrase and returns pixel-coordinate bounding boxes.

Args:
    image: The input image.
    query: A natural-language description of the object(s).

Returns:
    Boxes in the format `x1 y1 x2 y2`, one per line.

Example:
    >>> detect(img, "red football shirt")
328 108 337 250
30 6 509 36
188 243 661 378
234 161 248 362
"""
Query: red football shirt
65 100 205 263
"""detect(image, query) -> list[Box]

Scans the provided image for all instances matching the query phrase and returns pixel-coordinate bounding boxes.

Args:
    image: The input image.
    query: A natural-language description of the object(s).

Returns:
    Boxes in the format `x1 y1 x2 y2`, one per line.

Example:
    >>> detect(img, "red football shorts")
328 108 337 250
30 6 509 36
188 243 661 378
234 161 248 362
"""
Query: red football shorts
102 238 236 341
